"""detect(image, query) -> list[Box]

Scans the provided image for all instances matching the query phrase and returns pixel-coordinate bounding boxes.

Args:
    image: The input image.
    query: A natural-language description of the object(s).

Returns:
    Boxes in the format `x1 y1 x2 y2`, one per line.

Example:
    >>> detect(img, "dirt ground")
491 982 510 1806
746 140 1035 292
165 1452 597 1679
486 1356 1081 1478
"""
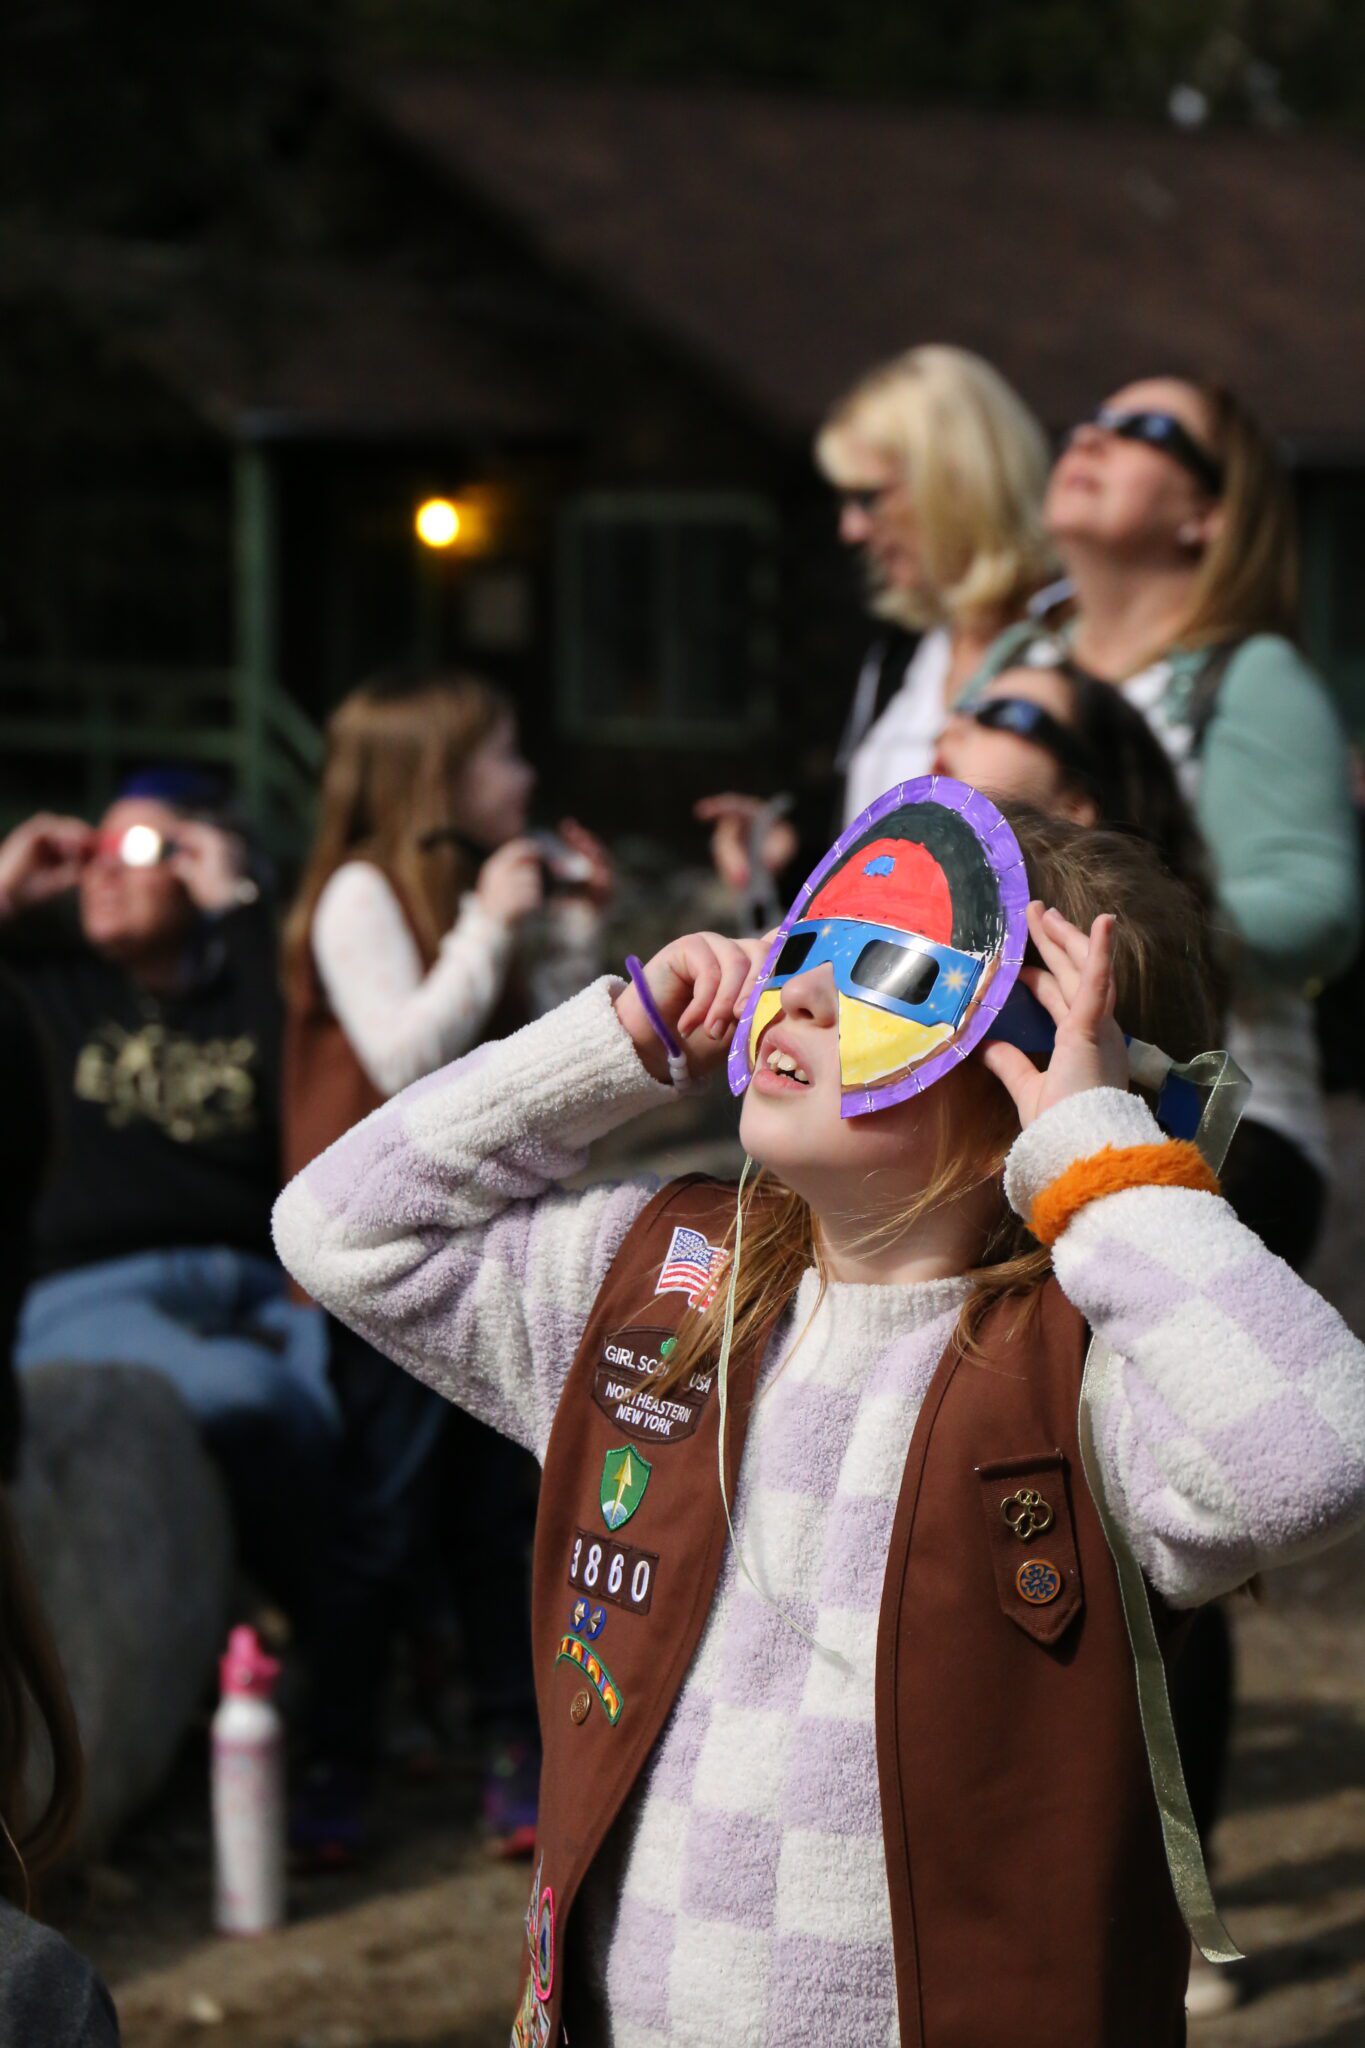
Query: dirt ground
52 1554 1365 2048
52 1102 1365 2045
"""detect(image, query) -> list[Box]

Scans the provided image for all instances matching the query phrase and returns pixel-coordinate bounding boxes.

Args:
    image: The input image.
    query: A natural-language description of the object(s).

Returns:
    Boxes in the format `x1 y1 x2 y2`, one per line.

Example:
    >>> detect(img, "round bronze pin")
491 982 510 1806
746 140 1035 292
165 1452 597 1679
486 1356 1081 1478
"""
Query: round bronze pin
570 1688 592 1725
1015 1557 1063 1606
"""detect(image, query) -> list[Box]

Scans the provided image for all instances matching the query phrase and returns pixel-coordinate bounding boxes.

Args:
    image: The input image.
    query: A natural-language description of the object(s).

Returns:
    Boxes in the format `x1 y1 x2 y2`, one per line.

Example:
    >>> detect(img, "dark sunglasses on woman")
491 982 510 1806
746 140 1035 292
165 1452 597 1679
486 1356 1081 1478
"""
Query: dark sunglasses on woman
838 482 896 516
1073 407 1224 498
968 696 1103 788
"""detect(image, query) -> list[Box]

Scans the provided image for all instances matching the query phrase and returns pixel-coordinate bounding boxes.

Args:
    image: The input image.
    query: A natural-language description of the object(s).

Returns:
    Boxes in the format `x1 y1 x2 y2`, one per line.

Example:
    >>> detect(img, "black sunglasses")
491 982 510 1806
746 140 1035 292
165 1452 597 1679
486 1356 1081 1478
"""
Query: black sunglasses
1076 407 1224 497
970 696 1101 788
838 482 896 515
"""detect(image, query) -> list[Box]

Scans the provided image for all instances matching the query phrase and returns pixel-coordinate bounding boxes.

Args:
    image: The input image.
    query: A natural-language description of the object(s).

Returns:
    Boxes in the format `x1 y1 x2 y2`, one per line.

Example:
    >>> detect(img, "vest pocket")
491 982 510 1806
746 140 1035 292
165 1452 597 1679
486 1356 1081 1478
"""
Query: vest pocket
976 1451 1085 1646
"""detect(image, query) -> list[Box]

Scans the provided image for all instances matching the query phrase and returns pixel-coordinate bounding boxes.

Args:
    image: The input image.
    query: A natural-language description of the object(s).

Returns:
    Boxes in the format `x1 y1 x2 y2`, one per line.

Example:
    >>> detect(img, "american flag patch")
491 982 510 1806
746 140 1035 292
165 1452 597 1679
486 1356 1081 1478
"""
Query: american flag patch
654 1225 730 1309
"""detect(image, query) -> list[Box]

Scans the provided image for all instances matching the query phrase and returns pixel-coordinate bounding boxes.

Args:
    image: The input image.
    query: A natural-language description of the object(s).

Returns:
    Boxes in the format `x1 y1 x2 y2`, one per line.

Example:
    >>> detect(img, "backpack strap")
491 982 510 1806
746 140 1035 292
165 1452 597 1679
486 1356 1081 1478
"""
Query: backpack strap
953 619 1047 707
1181 639 1246 753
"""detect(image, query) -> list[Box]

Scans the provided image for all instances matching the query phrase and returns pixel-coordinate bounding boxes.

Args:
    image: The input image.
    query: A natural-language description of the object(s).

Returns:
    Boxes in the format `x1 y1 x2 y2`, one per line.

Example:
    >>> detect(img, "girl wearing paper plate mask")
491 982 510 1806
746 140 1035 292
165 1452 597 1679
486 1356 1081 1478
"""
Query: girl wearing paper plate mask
741 793 1026 1103
275 777 1365 2048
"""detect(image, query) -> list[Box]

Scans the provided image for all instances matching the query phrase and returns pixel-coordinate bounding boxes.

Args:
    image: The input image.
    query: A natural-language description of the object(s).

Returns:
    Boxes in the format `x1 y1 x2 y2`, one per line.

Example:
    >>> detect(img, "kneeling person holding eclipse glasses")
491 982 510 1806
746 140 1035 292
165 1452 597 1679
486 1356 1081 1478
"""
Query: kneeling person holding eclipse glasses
0 773 336 1616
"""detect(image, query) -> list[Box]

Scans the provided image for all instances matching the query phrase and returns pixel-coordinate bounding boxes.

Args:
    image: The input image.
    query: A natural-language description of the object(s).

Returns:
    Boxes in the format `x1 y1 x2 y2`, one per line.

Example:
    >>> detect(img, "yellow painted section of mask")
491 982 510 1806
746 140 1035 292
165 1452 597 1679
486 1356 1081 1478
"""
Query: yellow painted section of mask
836 993 952 1088
747 988 783 1069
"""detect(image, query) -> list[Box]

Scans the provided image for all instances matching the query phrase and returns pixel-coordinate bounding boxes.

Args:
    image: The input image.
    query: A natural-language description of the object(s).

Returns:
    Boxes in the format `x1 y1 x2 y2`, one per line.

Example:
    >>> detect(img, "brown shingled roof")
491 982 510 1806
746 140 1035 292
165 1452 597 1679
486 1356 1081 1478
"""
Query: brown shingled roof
9 239 572 441
368 70 1365 453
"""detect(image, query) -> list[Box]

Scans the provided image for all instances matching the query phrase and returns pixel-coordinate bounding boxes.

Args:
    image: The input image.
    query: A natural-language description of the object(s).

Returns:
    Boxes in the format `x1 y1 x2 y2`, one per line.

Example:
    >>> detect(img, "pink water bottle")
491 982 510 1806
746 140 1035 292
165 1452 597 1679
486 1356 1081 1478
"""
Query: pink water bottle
211 1625 285 1934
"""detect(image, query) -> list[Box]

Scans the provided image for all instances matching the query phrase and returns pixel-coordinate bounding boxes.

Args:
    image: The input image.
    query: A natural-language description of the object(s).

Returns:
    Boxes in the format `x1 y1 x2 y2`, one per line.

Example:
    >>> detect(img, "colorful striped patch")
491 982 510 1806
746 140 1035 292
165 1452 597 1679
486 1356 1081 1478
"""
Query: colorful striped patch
554 1632 623 1723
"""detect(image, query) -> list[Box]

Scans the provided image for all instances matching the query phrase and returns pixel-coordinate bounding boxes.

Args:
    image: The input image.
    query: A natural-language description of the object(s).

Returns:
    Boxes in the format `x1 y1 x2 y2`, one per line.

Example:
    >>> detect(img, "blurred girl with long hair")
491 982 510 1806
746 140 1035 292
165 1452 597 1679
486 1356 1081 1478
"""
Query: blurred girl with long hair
284 671 608 1863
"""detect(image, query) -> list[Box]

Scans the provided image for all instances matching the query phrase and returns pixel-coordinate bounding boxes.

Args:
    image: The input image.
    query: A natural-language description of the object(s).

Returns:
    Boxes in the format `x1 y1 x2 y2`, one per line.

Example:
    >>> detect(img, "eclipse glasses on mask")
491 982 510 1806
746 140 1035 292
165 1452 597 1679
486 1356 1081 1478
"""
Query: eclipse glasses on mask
730 778 1050 1118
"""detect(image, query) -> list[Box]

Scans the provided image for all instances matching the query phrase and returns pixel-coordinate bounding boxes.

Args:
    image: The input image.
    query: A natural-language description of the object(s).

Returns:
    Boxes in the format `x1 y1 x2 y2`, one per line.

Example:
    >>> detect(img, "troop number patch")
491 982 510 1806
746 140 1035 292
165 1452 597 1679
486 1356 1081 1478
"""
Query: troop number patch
568 1527 657 1615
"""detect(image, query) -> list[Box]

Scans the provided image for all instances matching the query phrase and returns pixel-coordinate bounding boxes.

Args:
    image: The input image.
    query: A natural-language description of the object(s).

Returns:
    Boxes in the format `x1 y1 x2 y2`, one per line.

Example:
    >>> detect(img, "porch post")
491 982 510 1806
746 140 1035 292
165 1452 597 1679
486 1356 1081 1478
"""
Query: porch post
233 439 279 827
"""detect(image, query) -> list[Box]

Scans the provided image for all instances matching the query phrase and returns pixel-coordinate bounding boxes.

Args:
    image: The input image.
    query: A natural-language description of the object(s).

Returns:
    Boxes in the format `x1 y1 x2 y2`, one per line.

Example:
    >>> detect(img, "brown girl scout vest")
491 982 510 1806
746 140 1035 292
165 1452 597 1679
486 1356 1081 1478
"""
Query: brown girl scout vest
513 1175 1190 2048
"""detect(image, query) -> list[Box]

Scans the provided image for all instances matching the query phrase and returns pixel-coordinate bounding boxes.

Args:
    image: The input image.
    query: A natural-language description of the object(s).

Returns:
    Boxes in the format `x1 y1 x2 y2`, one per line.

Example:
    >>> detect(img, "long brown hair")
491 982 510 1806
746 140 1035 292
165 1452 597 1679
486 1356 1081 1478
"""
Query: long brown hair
658 808 1217 1395
0 1488 84 1906
1177 379 1300 648
283 671 512 991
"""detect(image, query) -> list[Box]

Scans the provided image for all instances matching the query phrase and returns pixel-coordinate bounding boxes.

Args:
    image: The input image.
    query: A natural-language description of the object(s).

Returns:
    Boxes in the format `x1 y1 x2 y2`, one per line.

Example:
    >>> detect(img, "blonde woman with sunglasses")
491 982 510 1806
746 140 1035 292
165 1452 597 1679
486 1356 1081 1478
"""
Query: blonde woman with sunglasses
698 345 1055 893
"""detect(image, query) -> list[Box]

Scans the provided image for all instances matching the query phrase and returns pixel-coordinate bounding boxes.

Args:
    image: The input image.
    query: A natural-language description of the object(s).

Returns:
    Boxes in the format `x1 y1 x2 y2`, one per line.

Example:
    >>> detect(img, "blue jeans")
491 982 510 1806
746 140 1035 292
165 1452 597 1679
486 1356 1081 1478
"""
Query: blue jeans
309 1318 538 1775
17 1248 339 1614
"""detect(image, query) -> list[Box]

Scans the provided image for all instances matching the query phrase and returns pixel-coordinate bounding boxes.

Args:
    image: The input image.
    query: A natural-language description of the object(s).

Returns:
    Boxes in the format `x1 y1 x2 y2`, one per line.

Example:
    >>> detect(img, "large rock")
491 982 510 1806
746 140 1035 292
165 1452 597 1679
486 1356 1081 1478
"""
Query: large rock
11 1363 233 1859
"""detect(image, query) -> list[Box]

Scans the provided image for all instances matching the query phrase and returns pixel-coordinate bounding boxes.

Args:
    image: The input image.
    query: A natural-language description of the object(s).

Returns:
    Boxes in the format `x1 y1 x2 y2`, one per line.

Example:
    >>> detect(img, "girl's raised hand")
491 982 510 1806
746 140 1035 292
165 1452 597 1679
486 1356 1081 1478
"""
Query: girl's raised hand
477 838 544 925
616 930 768 1083
979 902 1128 1129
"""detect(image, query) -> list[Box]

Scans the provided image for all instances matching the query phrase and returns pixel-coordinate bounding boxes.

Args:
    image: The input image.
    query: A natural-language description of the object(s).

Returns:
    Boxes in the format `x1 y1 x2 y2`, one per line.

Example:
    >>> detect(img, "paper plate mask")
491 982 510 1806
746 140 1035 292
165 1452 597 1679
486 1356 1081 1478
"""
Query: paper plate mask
729 778 1046 1117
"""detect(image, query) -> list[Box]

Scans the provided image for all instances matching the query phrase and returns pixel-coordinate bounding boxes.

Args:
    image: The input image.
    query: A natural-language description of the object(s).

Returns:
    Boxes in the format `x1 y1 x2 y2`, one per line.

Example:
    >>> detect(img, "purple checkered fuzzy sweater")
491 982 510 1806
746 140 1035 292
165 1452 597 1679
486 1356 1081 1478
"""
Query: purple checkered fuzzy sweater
274 978 1365 2048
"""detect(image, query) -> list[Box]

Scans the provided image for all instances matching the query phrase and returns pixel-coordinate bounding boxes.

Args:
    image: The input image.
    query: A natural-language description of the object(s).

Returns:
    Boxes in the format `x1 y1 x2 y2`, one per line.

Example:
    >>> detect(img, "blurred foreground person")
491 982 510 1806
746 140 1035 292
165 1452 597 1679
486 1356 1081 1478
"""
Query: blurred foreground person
0 1483 117 2044
700 344 1055 893
283 673 610 1862
0 976 111 2040
0 773 336 1612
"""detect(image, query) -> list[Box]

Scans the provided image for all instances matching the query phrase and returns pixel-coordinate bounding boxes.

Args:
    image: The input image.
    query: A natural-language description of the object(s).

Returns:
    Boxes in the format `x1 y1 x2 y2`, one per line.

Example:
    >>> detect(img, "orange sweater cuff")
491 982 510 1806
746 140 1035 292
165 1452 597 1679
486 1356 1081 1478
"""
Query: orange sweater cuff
1028 1141 1221 1247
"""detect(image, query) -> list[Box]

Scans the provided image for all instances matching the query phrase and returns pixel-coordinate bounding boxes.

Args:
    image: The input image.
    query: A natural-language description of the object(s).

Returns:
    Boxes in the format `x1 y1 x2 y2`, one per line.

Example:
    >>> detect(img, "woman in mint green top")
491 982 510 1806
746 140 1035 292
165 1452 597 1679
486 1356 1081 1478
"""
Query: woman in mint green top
960 377 1360 2023
964 374 1359 1269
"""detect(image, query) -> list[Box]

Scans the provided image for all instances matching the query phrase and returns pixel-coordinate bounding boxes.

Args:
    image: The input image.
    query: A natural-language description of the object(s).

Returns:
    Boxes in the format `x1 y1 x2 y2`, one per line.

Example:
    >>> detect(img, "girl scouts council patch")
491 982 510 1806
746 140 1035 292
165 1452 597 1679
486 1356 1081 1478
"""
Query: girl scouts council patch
592 1326 714 1444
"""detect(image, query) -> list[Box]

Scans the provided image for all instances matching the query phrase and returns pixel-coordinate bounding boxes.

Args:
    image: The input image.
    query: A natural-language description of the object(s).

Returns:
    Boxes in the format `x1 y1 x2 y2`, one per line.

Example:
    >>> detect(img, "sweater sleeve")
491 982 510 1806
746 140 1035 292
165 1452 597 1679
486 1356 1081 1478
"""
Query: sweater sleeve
312 861 516 1096
1005 1088 1365 1606
272 978 672 1460
1197 636 1361 988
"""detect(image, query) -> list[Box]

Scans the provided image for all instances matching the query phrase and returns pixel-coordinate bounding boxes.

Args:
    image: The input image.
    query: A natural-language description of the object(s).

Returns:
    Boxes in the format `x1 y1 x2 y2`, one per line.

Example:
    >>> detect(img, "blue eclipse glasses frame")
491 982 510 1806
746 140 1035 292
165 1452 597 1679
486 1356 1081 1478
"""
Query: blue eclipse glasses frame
768 918 983 1032
769 921 1055 1064
765 916 1056 1053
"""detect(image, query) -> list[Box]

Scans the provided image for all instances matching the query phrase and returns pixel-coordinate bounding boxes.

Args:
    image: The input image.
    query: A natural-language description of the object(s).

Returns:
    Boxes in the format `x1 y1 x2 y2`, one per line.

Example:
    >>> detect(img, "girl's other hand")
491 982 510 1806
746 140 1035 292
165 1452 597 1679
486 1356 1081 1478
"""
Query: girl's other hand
616 931 769 1083
477 838 544 925
979 903 1128 1129
556 817 614 908
693 793 798 891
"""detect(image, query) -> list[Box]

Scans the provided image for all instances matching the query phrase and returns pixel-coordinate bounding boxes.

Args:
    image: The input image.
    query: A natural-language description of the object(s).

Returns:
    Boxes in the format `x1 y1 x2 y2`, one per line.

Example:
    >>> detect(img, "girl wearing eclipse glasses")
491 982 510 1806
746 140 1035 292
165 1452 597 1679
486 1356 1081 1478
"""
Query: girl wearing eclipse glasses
277 768 1365 2045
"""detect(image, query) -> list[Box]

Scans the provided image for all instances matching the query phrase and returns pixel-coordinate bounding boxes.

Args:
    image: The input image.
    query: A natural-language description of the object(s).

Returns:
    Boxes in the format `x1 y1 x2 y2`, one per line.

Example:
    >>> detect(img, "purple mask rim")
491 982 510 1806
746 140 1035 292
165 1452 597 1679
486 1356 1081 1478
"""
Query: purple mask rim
727 776 1030 1119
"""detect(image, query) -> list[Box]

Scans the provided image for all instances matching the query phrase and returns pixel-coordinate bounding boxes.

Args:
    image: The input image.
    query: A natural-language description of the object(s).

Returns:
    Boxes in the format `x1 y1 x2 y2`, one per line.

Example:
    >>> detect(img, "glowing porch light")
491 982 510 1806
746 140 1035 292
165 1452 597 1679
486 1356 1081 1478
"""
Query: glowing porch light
415 498 462 549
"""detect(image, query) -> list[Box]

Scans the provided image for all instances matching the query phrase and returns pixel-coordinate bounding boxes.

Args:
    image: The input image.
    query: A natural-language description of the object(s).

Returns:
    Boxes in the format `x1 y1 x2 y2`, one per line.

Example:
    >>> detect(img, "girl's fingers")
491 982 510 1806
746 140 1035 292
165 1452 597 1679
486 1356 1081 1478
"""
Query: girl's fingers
1039 903 1093 964
1025 902 1083 1000
705 941 754 1037
1069 914 1118 1030
1019 964 1069 1025
676 940 722 1037
1029 902 1118 1011
732 935 774 1016
979 1039 1036 1111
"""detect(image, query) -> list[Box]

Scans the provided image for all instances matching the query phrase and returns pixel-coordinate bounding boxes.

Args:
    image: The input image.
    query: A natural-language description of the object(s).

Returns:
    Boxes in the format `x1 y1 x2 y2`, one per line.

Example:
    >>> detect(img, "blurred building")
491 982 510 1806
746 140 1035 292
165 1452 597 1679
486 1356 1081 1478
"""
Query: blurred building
2 72 1363 853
